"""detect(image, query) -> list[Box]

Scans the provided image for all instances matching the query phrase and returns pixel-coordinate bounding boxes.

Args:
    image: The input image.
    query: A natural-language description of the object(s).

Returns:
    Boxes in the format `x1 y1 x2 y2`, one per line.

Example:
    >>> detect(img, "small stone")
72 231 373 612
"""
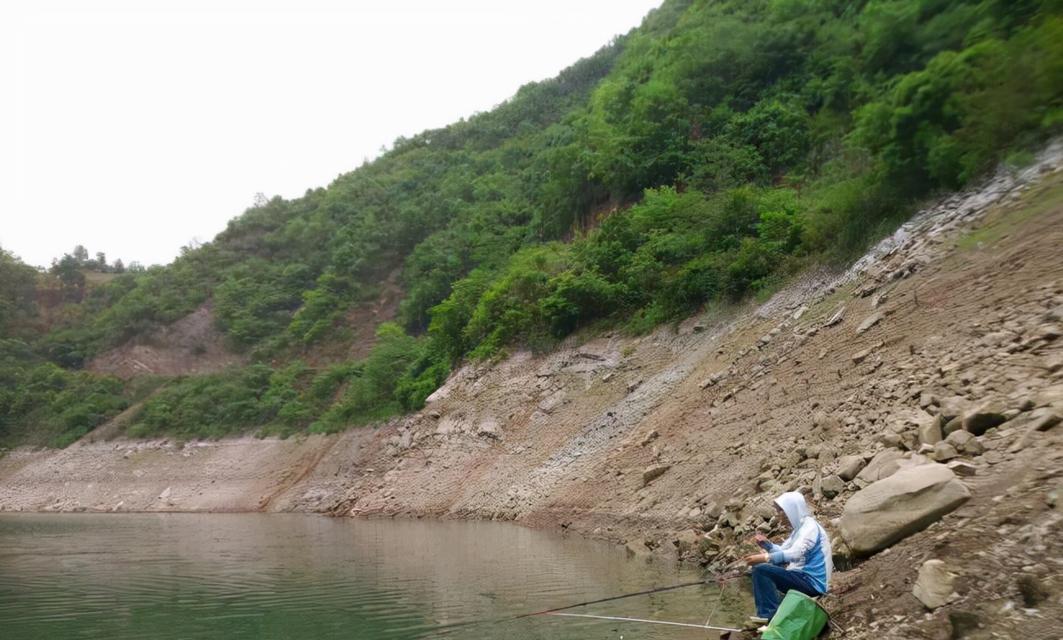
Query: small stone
857 312 884 335
640 430 660 446
917 413 943 446
837 455 867 482
946 460 977 477
1036 324 1061 341
913 559 956 610
642 464 671 486
931 441 959 462
944 429 974 450
820 475 845 499
824 306 846 327
879 432 903 448
1027 407 1062 432
938 396 969 421
942 416 964 435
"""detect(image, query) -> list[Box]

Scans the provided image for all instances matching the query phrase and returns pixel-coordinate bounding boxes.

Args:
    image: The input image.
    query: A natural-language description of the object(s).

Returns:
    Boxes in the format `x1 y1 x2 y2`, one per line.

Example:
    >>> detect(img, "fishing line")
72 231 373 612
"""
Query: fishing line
419 567 747 637
545 611 741 633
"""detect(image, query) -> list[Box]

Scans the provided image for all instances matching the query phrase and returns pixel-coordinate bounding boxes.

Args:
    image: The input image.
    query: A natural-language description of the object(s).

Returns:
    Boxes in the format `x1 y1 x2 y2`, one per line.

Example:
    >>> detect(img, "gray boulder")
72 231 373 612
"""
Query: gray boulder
840 464 971 556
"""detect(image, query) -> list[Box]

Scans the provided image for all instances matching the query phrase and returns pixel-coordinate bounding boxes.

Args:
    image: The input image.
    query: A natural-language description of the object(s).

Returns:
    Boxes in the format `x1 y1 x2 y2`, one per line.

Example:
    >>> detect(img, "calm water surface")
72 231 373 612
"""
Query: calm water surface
0 513 750 639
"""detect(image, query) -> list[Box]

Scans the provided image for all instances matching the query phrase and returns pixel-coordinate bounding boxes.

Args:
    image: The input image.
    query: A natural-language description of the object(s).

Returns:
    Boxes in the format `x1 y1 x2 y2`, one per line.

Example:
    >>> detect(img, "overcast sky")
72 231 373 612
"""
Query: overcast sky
1 0 660 269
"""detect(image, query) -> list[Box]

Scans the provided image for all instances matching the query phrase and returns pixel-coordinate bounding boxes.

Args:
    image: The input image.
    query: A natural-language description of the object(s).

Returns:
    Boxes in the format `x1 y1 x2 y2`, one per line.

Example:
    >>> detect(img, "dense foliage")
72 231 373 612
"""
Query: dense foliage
3 0 1061 443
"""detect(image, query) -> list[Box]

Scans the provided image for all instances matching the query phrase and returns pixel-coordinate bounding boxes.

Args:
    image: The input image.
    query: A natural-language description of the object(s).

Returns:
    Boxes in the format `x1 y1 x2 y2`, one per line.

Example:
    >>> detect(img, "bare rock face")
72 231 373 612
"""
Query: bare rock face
840 464 971 556
912 559 956 609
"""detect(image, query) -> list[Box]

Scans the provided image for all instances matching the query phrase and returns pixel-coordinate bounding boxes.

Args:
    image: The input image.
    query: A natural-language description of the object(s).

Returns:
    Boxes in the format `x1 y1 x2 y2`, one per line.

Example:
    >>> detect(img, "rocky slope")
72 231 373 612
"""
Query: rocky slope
2 145 1062 638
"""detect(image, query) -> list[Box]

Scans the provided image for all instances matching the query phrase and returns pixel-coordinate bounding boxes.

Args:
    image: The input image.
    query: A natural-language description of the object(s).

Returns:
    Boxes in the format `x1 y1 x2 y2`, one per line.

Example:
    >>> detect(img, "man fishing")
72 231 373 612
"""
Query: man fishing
743 491 832 624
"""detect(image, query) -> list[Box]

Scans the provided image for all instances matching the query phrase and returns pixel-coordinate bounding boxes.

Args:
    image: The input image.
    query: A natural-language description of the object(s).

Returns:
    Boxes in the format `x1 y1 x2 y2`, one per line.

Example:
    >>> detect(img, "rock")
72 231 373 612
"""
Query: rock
477 418 501 439
930 441 958 462
879 432 903 448
1026 407 1062 432
824 306 846 327
837 455 867 481
1037 323 1061 341
919 391 939 409
820 475 845 499
946 460 977 477
943 429 984 456
1016 574 1051 607
912 559 956 610
718 510 741 529
640 430 660 446
852 347 874 364
628 379 643 393
642 464 671 486
942 416 964 435
963 402 1008 436
1045 353 1063 373
937 396 969 422
855 449 905 484
856 312 884 335
917 413 943 446
840 464 971 556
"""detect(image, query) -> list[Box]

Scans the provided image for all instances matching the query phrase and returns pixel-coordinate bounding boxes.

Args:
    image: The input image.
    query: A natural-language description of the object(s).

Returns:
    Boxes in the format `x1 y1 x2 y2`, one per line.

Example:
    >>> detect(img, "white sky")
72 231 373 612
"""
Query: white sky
0 0 660 268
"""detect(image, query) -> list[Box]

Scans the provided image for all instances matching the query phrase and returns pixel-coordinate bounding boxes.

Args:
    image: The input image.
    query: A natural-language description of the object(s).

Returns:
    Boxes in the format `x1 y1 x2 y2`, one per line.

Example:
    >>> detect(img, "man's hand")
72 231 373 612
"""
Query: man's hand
752 532 769 546
744 553 769 566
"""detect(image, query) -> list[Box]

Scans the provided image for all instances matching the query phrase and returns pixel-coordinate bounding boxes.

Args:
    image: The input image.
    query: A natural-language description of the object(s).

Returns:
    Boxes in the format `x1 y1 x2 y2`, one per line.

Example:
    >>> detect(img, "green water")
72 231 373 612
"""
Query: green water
0 513 750 639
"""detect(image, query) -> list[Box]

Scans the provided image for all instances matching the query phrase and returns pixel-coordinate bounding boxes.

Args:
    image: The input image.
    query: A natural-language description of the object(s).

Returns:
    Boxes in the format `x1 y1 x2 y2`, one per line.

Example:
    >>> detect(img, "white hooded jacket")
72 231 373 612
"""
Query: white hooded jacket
758 491 833 593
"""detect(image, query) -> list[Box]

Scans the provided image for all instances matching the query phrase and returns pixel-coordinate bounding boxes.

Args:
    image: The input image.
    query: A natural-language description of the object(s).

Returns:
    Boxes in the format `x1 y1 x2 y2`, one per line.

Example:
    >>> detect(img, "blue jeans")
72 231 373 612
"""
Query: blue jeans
751 564 822 619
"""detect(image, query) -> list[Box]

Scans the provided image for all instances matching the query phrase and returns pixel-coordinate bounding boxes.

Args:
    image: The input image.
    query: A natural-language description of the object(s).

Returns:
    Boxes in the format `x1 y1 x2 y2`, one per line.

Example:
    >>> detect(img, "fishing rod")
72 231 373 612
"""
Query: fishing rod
421 565 747 637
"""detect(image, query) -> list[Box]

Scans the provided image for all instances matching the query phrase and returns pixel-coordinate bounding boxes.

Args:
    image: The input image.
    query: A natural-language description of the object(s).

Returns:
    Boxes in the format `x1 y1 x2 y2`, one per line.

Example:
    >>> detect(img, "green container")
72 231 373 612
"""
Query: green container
760 590 828 640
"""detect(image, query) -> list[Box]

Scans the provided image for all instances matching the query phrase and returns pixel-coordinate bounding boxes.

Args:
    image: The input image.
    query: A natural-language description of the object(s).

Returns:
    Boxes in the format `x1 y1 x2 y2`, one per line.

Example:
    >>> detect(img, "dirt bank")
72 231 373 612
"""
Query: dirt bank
3 145 1062 638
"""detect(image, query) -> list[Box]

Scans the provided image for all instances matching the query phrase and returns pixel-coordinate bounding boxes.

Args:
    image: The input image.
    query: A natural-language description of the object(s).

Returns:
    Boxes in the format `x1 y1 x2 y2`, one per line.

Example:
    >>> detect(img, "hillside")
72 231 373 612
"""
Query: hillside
2 0 1061 449
3 142 1062 638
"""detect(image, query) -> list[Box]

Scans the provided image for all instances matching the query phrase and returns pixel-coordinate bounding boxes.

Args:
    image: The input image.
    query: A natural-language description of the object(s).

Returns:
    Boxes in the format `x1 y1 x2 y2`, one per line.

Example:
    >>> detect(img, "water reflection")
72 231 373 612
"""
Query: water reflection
0 514 750 639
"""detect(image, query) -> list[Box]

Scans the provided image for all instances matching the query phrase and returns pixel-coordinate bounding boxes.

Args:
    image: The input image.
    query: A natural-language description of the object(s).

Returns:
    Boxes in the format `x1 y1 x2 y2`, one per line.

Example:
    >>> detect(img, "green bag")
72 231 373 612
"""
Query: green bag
759 590 829 640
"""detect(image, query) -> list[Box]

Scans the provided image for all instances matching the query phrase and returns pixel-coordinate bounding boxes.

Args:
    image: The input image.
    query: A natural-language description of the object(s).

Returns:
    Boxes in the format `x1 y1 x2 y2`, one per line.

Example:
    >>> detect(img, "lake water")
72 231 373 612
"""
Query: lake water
0 513 750 639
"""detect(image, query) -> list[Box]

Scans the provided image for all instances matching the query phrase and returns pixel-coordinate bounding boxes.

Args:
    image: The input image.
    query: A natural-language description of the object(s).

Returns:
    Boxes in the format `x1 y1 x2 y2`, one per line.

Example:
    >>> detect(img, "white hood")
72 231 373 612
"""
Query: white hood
774 491 810 530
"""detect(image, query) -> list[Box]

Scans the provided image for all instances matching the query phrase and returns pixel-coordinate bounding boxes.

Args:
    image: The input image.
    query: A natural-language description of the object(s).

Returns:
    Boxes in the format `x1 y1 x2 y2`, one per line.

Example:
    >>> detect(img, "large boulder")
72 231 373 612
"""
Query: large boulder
840 464 971 556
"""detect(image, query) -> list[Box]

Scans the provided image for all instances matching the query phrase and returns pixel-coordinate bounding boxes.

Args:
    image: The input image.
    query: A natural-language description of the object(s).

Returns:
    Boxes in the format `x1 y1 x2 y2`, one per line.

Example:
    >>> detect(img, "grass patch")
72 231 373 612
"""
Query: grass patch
956 176 1063 251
